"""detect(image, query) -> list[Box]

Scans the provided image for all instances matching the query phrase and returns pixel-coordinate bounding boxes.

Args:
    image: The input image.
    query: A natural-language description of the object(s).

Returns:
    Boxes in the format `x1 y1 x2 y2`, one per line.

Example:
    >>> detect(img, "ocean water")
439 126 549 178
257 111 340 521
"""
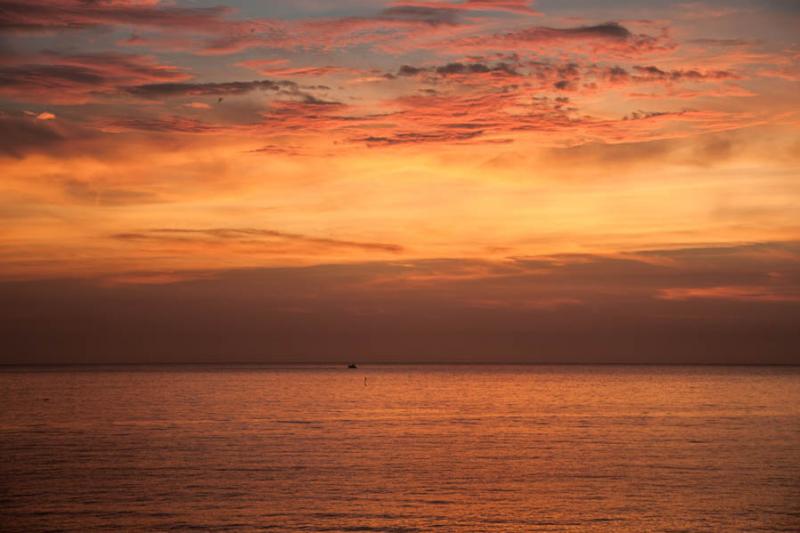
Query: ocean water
1 365 799 532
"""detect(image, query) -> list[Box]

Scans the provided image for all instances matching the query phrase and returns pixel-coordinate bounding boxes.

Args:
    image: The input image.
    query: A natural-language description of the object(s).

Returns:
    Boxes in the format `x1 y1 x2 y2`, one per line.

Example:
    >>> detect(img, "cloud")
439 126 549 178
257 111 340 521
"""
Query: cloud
98 115 226 134
1 48 749 152
125 78 337 107
379 5 461 25
126 79 294 98
112 228 405 253
631 65 739 82
688 38 758 47
0 0 234 33
536 126 800 176
106 60 752 149
62 179 162 206
0 52 189 103
356 130 486 146
386 0 539 16
337 83 750 148
0 114 65 157
501 21 635 42
394 57 745 107
345 90 575 146
237 61 357 78
394 61 520 78
186 5 473 55
0 111 136 159
449 21 672 55
0 0 537 58
0 0 292 57
658 285 800 302
398 0 539 14
24 110 57 120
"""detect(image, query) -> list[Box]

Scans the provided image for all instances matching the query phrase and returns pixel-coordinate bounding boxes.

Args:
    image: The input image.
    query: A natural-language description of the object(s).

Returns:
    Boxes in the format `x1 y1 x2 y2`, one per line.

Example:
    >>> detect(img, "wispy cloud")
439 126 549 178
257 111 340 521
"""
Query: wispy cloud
0 51 189 103
658 285 800 302
0 0 235 33
112 228 405 253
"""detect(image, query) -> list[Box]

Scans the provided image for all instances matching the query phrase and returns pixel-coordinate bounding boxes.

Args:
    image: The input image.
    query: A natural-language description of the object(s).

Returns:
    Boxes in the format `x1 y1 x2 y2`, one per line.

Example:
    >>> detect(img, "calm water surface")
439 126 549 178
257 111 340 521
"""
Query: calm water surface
1 365 799 532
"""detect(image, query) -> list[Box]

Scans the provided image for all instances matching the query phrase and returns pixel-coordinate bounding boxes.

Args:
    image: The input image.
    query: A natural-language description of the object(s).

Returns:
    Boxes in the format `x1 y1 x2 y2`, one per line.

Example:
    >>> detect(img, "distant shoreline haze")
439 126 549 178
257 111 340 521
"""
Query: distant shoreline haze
2 259 798 365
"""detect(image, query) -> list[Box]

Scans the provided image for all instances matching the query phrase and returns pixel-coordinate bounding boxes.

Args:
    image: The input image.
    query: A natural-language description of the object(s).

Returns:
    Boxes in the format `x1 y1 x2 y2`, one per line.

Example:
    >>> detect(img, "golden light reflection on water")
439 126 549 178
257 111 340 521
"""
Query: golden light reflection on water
1 365 799 531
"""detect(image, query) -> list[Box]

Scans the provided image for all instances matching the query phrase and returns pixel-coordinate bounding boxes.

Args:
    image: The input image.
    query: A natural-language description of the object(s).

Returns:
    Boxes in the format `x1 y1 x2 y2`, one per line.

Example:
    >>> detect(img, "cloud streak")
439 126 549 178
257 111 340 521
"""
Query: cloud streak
112 228 405 253
0 51 189 103
0 0 234 33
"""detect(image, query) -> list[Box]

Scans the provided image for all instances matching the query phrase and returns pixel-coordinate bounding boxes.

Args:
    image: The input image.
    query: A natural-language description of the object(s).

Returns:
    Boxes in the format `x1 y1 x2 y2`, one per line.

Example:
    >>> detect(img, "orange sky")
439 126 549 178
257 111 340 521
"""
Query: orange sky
1 0 798 363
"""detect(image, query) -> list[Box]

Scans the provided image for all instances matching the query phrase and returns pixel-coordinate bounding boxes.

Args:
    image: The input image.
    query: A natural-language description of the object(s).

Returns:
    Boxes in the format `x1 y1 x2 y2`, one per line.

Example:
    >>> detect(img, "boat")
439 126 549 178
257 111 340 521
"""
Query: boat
347 363 358 369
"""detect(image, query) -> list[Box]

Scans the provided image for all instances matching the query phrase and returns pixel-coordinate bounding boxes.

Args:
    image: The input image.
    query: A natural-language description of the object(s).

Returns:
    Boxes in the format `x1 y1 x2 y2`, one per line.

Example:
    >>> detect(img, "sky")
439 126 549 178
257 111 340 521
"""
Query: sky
0 0 798 364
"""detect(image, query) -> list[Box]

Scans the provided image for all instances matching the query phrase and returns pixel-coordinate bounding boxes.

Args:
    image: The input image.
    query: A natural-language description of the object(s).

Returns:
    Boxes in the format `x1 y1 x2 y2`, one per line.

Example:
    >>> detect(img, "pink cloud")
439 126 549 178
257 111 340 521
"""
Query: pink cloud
237 60 358 78
387 0 540 16
0 52 190 104
0 0 235 33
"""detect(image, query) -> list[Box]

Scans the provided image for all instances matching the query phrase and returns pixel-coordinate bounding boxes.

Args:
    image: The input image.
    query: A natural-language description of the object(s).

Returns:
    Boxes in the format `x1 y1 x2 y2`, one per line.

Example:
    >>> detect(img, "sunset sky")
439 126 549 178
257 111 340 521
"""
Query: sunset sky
1 0 798 363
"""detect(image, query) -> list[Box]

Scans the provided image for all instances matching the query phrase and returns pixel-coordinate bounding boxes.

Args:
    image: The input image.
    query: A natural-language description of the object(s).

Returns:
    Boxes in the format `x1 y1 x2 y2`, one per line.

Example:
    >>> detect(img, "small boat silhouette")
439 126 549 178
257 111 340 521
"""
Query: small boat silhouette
347 363 358 369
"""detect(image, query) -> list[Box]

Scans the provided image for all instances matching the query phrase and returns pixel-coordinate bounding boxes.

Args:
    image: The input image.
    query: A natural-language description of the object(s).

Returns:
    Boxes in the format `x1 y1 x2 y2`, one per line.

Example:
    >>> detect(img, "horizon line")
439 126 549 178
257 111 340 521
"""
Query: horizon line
2 362 798 368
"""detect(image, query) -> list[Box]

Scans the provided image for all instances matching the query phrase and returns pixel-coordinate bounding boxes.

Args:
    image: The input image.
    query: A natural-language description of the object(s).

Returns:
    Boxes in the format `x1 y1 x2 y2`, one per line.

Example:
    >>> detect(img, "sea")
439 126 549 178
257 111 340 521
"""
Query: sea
1 365 799 532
